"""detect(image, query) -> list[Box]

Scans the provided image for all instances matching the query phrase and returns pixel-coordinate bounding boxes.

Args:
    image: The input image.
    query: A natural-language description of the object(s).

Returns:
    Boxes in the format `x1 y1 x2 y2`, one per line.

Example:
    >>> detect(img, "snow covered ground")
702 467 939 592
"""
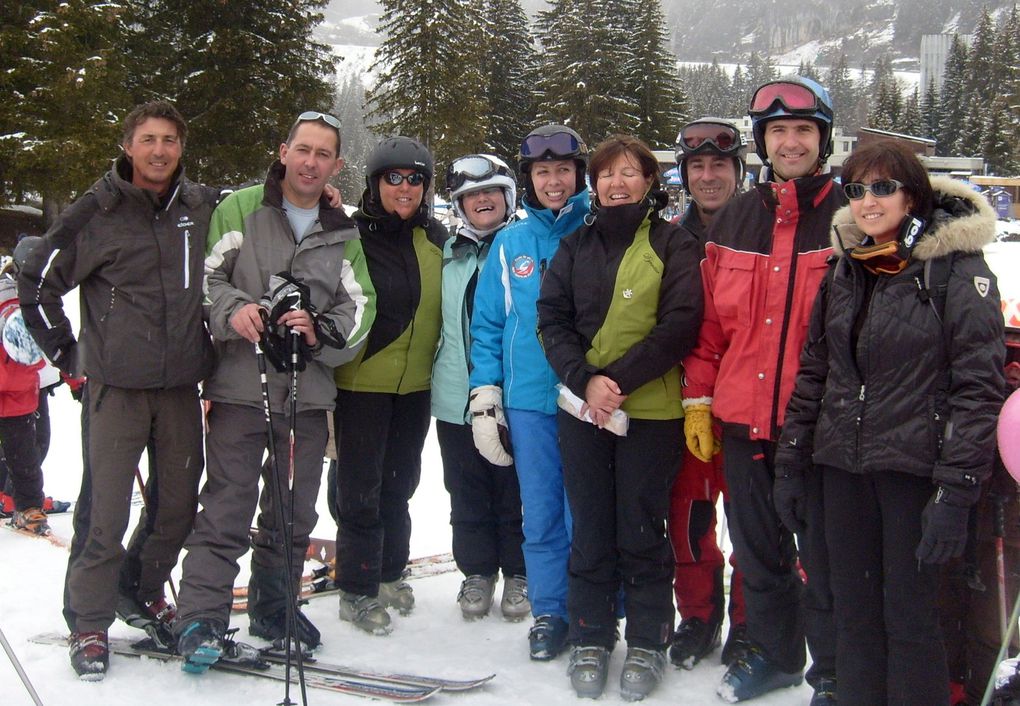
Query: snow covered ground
0 299 814 706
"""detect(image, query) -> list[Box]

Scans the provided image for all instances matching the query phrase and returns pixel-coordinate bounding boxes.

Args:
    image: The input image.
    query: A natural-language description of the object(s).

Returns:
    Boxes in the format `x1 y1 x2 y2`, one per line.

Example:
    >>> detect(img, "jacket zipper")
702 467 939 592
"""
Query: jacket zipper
183 229 191 289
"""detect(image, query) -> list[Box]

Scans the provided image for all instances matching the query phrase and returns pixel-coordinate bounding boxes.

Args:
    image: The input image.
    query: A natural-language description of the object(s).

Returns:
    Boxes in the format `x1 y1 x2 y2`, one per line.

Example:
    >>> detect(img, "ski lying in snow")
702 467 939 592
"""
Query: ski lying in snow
2 520 69 548
258 648 496 692
231 548 457 612
30 633 441 702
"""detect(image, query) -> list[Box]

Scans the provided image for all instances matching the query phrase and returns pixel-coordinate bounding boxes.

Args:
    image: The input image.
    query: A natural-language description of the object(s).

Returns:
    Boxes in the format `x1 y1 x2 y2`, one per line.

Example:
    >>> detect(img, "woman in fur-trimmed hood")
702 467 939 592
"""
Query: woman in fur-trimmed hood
773 141 1005 705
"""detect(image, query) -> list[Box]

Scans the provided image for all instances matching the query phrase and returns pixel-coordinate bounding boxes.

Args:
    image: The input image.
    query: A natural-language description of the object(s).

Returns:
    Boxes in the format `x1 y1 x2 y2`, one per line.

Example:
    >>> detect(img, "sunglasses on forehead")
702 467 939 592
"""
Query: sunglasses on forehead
382 170 425 186
296 111 341 129
843 179 904 200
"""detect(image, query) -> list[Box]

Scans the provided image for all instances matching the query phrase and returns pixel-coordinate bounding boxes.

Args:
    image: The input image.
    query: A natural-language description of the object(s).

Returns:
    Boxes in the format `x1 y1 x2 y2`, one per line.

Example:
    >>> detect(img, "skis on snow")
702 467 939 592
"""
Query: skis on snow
30 632 492 702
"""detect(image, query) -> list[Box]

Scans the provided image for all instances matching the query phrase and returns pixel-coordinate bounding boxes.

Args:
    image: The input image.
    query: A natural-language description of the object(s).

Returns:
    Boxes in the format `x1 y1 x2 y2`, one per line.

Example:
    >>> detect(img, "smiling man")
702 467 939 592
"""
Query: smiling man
680 78 845 704
171 111 376 670
17 101 221 680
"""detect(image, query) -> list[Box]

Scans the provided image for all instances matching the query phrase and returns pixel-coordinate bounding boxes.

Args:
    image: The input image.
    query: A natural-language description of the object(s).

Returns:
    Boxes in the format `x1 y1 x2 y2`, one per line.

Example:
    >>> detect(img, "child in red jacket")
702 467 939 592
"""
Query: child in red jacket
0 254 49 534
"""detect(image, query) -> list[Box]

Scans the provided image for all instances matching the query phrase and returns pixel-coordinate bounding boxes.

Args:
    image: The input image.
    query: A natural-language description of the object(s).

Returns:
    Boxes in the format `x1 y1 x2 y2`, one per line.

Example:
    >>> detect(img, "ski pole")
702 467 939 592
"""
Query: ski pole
995 494 1009 644
255 340 307 706
0 624 44 706
980 585 1020 706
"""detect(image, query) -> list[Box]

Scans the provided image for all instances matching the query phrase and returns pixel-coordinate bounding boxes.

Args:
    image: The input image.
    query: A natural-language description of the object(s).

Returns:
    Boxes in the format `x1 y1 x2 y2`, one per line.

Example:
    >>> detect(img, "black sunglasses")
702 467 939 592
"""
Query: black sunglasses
843 179 904 200
383 171 425 187
296 111 341 129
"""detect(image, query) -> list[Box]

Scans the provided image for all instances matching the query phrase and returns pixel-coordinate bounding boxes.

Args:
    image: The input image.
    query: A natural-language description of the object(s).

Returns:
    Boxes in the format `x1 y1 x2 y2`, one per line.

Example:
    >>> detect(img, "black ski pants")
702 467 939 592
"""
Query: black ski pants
436 420 525 578
333 389 430 596
0 389 48 495
823 465 949 706
0 412 43 510
559 411 682 650
722 431 835 686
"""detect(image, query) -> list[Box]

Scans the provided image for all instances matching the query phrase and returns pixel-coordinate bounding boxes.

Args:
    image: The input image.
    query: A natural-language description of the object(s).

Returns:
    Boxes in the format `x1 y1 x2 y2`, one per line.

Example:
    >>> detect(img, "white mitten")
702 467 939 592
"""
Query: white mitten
468 385 513 466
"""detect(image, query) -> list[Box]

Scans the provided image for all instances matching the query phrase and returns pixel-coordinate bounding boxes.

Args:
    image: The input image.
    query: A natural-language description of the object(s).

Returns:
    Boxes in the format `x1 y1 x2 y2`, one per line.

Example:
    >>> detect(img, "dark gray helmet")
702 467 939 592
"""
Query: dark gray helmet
365 136 435 203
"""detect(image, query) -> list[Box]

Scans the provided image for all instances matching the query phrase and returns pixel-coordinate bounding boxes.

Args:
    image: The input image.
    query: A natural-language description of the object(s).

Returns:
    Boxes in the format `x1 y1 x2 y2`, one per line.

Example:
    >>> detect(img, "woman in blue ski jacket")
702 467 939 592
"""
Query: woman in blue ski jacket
468 124 589 661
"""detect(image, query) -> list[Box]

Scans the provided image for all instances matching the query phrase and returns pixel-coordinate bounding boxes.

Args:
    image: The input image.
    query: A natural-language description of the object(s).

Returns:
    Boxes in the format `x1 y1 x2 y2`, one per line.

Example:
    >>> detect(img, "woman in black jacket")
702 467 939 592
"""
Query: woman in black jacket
774 140 1005 706
537 135 703 700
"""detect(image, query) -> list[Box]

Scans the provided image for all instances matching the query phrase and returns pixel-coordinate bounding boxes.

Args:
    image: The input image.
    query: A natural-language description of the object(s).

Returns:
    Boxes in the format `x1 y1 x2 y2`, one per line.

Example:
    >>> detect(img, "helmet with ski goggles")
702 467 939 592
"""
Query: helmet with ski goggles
675 117 747 194
365 136 435 204
749 75 834 165
447 154 518 231
518 124 589 205
446 154 515 193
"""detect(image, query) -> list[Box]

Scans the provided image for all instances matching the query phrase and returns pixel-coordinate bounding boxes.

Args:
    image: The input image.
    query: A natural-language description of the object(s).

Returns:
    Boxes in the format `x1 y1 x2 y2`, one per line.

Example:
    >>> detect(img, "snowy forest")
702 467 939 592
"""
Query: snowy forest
2 0 1020 216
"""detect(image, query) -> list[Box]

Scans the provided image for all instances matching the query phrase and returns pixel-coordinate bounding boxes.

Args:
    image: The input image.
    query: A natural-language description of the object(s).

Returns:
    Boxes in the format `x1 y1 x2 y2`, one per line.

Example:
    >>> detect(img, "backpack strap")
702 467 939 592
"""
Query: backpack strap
916 253 954 324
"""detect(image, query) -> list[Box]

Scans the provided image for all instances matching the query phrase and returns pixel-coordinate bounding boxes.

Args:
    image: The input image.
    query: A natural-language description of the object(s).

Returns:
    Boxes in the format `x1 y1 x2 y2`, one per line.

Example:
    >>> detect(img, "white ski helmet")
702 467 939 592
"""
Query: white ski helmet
446 154 517 229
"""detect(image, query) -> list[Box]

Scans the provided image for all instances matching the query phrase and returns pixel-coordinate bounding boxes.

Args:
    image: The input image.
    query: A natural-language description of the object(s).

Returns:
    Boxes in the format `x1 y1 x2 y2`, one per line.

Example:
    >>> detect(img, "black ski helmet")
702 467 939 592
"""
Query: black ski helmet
365 136 435 203
674 117 747 195
517 124 588 205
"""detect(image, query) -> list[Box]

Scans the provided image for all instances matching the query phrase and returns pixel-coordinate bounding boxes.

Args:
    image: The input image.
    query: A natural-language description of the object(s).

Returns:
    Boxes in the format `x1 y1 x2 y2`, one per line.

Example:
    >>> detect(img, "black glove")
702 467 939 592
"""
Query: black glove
258 273 314 373
773 465 808 534
916 486 971 564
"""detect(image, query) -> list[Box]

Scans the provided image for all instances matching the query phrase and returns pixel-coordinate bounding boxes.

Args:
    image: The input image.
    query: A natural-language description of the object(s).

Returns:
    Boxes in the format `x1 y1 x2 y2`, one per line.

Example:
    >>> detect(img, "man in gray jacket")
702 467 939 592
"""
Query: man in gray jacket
18 101 219 680
172 111 376 671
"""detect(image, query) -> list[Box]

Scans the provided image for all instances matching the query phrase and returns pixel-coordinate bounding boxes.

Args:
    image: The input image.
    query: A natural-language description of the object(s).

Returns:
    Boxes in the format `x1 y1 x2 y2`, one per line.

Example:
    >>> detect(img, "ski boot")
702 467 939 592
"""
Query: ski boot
249 606 321 652
717 645 803 703
620 646 667 701
568 645 610 698
721 622 750 667
177 619 226 673
69 630 109 681
339 591 393 635
669 616 722 669
500 575 530 621
528 614 568 661
458 574 496 619
378 579 415 615
12 507 50 535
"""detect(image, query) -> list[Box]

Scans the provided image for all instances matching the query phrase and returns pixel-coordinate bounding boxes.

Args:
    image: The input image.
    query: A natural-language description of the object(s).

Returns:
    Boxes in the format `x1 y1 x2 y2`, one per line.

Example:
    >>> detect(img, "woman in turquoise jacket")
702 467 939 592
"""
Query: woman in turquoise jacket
432 154 528 622
469 124 590 661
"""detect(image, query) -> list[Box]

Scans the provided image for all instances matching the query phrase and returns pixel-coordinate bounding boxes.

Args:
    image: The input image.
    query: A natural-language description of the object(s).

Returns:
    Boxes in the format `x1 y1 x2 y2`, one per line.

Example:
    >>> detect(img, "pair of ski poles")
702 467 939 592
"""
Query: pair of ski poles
255 326 308 706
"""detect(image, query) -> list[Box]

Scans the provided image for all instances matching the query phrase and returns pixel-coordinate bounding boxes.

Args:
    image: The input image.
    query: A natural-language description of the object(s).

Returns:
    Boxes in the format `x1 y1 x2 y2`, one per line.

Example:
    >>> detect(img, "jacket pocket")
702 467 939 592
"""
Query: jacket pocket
713 251 756 327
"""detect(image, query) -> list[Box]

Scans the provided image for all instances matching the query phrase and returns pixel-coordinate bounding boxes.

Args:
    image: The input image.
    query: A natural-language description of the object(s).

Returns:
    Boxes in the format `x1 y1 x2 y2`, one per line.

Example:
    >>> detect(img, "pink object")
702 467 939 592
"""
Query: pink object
1001 388 1020 482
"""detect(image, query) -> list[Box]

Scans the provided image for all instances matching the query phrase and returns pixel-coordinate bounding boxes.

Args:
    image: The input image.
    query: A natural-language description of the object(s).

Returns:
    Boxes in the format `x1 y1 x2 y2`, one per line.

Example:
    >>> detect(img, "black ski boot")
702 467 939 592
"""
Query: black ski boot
721 622 750 667
247 564 322 651
669 616 722 669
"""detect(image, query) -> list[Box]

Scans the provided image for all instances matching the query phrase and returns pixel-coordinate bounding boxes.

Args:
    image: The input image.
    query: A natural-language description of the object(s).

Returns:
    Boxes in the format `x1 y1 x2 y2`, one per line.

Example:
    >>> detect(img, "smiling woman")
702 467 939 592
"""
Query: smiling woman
536 134 704 700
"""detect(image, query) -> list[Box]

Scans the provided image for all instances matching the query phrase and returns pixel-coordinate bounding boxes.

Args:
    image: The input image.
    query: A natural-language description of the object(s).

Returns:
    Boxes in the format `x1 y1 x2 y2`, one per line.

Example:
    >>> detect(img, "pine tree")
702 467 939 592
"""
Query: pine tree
126 0 338 187
825 54 860 132
625 0 686 148
0 1 131 221
535 0 637 144
867 54 902 132
730 64 751 116
366 0 488 168
899 87 924 137
982 93 1015 175
920 76 940 140
960 7 996 155
480 0 539 165
937 34 969 156
333 75 374 204
746 52 778 90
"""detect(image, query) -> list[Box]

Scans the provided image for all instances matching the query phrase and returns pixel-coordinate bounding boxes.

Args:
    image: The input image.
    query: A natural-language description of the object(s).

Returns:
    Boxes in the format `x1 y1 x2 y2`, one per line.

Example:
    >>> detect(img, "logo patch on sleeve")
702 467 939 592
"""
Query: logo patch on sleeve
974 276 990 298
511 255 535 278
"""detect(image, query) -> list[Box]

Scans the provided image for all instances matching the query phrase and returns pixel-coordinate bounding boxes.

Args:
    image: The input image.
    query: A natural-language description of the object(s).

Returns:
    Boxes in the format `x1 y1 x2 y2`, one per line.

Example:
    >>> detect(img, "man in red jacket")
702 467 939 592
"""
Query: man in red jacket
681 77 843 704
